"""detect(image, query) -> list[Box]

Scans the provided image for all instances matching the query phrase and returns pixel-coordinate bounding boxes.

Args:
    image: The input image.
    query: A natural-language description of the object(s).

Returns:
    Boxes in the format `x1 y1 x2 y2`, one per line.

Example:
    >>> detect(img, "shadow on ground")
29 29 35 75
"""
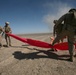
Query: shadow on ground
12 47 72 62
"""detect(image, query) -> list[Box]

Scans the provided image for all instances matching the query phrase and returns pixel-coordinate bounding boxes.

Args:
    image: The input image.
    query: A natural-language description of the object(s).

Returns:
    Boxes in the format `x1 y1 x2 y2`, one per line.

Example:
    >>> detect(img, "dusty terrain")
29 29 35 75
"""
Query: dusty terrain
0 33 76 75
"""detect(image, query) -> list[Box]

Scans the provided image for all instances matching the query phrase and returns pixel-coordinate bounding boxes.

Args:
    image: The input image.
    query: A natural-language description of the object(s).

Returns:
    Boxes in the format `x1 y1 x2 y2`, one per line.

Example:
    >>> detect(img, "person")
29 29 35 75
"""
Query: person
50 36 54 44
3 22 12 47
53 20 65 43
52 8 76 62
0 26 4 47
49 20 65 51
50 36 58 51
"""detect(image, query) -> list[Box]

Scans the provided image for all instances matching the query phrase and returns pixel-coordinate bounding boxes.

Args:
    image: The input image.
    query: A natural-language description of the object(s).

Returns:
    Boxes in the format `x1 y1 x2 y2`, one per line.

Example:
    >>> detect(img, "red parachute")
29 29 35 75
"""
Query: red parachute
6 33 76 50
6 33 53 48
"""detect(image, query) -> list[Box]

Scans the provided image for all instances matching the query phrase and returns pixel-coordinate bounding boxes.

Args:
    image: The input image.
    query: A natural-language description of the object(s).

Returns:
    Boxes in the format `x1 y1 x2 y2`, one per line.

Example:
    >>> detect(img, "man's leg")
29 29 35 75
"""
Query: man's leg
5 34 9 47
68 33 75 62
8 36 11 46
0 35 3 47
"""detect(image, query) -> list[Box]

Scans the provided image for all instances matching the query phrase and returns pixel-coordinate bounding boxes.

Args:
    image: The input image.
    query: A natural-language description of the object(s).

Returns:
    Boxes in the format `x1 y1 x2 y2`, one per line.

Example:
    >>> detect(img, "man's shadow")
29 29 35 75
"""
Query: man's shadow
12 47 70 61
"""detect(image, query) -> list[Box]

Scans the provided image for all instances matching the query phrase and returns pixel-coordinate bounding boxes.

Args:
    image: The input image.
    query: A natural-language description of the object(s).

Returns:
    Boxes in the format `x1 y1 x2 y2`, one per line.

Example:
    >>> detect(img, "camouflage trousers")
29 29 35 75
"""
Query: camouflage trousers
0 35 2 47
5 34 11 46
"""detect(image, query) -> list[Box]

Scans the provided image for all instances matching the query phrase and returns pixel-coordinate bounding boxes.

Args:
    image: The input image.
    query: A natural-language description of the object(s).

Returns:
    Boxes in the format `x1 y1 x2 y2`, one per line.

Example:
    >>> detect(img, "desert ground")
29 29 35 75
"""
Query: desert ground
0 33 76 75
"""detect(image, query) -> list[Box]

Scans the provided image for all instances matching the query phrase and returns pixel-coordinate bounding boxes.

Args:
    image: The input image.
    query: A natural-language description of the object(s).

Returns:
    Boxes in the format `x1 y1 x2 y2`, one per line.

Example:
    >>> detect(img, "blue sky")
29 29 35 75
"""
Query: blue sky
0 0 76 34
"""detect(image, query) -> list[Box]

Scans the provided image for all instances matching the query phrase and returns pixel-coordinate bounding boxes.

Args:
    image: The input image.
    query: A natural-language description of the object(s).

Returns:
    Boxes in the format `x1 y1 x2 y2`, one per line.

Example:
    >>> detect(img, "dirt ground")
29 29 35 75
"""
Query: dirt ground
0 33 76 75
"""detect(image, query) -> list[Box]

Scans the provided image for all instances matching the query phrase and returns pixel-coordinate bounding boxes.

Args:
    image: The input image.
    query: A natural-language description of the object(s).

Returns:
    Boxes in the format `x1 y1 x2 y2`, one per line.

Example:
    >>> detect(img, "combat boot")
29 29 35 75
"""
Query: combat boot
9 44 12 46
68 56 75 62
70 56 73 62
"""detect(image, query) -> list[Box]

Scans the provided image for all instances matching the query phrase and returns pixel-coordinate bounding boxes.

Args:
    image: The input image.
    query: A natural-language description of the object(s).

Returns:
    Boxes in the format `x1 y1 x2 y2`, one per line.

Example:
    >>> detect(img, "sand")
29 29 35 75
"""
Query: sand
0 33 76 75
